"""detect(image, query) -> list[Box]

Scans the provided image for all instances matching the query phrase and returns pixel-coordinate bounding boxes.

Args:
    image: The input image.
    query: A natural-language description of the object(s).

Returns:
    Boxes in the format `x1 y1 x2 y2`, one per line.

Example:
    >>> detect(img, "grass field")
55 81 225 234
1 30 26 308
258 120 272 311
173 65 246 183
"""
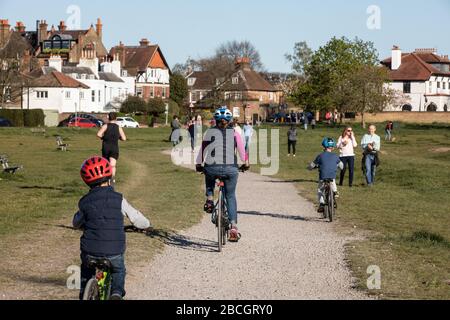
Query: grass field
0 123 449 300
0 127 204 299
253 122 450 300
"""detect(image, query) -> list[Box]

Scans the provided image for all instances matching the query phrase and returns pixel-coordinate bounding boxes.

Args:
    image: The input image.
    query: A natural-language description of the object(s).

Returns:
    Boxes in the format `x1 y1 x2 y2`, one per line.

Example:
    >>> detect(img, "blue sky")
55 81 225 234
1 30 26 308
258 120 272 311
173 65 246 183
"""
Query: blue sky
1 0 449 72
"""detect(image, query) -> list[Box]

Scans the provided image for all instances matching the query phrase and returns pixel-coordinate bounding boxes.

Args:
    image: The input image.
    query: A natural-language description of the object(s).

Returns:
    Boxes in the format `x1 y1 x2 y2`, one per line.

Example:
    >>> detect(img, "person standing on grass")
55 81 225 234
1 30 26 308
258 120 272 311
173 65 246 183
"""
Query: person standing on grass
188 118 196 153
170 116 181 147
361 124 381 187
97 112 127 183
311 118 316 130
243 120 254 152
287 125 298 157
303 114 309 131
337 126 357 187
385 121 394 141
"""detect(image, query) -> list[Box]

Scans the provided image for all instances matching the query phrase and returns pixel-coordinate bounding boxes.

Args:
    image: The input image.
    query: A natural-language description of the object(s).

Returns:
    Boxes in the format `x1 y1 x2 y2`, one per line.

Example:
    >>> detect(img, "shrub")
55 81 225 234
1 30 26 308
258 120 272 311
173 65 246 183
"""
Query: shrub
120 96 147 114
23 110 45 127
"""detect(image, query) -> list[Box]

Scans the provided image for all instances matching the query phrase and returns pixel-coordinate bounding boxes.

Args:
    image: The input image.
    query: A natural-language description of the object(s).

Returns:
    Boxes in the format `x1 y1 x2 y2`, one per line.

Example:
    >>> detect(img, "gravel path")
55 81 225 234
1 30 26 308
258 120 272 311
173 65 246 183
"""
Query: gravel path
126 150 368 300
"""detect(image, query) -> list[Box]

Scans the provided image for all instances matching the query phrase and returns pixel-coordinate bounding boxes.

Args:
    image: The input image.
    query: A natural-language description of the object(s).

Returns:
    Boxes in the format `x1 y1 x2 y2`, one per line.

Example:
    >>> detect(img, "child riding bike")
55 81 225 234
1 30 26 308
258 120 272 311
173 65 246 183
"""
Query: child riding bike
308 138 344 214
196 107 249 242
73 156 152 300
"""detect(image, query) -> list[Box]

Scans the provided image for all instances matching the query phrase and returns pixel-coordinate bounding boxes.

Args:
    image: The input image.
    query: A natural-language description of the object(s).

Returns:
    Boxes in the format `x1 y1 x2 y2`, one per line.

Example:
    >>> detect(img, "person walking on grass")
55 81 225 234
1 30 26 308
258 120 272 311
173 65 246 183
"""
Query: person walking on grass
97 112 127 183
170 116 181 147
361 124 381 187
287 125 298 157
385 121 394 141
337 126 357 187
311 118 316 130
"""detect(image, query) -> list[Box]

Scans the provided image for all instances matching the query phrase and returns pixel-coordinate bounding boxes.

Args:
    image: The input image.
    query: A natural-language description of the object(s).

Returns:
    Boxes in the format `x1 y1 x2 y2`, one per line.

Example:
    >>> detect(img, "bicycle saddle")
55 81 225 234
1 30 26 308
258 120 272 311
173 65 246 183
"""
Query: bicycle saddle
322 179 334 183
87 258 112 270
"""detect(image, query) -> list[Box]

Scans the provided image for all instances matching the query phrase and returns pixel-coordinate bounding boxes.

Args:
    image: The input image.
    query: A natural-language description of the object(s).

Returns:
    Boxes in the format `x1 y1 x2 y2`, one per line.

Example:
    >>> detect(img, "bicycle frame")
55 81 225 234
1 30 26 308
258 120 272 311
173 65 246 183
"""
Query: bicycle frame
95 269 112 300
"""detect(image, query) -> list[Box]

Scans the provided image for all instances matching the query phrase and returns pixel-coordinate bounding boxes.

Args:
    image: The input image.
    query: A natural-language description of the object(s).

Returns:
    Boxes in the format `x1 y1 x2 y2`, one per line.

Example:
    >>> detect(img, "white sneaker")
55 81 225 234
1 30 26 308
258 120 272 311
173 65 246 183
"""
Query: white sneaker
287 154 291 157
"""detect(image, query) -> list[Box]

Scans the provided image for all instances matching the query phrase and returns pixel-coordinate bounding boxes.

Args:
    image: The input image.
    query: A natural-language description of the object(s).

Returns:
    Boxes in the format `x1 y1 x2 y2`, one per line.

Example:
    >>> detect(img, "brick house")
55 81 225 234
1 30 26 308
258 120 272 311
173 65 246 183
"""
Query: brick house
110 39 171 101
382 46 450 112
186 58 283 123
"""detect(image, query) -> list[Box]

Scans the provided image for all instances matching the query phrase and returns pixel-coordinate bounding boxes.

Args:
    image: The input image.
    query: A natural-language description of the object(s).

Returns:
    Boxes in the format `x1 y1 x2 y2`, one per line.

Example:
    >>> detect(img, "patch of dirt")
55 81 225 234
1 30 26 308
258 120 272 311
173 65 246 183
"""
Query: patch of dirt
430 147 450 153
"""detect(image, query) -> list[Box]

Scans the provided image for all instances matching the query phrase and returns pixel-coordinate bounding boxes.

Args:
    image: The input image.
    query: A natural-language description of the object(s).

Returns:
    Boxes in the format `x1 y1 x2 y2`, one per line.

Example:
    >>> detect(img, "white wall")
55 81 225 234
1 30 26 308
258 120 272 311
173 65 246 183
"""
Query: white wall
23 87 82 114
137 68 170 84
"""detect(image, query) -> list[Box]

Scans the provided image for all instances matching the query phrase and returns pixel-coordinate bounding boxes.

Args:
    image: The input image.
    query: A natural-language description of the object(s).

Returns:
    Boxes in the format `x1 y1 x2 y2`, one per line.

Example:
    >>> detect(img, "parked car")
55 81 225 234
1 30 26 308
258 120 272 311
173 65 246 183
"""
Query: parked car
116 117 140 128
59 114 104 127
68 117 97 128
0 117 12 127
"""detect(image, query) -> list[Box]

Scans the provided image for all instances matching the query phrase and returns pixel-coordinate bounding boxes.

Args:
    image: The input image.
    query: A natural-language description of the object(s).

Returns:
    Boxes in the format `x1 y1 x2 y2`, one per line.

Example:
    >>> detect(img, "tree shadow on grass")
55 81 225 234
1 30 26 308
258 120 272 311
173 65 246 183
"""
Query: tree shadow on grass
238 210 325 223
267 179 318 184
19 186 63 191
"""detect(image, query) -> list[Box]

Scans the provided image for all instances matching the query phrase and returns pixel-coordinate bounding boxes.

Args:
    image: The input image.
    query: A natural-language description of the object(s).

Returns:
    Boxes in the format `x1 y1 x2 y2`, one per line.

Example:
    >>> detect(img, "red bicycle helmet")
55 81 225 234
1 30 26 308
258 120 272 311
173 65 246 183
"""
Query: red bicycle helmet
80 156 112 186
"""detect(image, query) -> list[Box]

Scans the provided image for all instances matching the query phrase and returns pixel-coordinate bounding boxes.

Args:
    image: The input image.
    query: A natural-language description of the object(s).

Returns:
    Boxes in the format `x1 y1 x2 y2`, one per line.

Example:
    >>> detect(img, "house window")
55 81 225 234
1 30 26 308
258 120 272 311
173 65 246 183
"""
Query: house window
403 82 411 93
80 92 84 100
5 87 11 102
91 90 96 102
136 88 143 97
150 87 154 98
437 82 441 89
235 92 242 100
232 77 239 85
37 91 48 99
65 91 71 99
162 87 166 98
98 90 101 102
188 78 195 86
444 105 448 112
269 92 274 101
121 70 128 77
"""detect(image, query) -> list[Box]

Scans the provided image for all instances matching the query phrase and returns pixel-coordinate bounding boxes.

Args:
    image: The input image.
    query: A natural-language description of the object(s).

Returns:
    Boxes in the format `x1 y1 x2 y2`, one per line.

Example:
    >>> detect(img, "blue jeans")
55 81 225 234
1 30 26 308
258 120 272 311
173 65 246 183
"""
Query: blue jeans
80 253 126 299
365 154 376 185
340 156 355 186
204 165 239 225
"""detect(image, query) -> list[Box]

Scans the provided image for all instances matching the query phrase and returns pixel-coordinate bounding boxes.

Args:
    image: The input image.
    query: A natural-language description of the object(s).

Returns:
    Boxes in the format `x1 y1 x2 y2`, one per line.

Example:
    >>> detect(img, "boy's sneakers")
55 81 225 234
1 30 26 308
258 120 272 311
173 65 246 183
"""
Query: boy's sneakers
203 200 214 214
317 204 325 213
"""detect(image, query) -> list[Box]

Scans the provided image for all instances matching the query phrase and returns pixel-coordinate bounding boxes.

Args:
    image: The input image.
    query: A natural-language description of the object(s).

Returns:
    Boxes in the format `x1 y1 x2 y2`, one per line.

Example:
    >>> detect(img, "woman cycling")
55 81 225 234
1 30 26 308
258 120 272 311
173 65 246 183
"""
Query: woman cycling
196 107 249 242
97 112 127 182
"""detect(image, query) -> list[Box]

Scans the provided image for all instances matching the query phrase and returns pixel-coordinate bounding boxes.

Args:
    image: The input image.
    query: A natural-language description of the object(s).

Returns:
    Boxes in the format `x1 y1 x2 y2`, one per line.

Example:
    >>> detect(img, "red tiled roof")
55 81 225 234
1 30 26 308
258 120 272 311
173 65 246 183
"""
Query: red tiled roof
381 53 450 81
110 44 169 76
29 71 89 88
220 64 277 92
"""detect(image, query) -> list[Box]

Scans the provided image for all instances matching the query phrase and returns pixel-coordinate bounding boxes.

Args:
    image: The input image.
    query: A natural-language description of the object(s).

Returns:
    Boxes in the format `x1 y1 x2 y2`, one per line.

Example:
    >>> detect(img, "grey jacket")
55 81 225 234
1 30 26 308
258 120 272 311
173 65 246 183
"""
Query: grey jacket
288 129 298 141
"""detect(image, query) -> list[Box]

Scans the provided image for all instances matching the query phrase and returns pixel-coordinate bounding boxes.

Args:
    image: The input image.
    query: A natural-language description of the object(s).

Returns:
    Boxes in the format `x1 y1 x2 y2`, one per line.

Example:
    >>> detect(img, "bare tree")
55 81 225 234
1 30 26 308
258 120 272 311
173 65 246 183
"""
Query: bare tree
215 40 265 72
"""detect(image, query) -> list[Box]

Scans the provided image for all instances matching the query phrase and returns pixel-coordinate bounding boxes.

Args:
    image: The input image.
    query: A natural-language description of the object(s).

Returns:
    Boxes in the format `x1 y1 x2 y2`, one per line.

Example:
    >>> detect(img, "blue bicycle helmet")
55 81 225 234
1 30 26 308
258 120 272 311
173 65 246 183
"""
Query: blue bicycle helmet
214 107 233 122
322 137 336 148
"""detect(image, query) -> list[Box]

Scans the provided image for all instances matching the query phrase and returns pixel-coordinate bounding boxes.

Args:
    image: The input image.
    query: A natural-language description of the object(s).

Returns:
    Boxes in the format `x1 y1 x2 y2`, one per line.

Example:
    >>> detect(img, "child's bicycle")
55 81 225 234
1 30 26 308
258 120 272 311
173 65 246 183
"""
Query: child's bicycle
322 179 337 223
82 257 113 300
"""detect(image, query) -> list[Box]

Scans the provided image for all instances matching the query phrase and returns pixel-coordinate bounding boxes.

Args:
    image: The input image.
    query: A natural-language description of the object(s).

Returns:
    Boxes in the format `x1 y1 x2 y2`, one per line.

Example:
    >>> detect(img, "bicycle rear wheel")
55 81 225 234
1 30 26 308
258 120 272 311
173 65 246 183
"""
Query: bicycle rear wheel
82 278 99 300
328 187 334 223
217 189 223 252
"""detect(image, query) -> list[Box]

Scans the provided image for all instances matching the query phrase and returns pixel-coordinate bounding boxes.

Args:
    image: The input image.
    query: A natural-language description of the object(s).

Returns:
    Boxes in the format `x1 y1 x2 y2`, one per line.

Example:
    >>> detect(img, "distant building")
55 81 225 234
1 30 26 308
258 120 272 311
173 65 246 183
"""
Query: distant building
110 39 171 101
186 58 283 123
382 46 450 112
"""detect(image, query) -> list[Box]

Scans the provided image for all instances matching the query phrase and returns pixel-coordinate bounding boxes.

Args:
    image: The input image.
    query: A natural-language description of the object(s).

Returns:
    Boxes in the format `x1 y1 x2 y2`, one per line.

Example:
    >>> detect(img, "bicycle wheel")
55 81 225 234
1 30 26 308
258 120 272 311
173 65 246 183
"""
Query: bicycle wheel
82 278 99 300
222 193 228 246
328 187 334 223
217 188 223 253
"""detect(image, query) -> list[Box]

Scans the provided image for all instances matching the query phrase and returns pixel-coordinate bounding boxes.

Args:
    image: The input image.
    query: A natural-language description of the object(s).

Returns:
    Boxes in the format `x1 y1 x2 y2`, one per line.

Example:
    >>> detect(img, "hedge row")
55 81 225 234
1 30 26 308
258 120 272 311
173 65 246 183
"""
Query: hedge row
0 109 45 127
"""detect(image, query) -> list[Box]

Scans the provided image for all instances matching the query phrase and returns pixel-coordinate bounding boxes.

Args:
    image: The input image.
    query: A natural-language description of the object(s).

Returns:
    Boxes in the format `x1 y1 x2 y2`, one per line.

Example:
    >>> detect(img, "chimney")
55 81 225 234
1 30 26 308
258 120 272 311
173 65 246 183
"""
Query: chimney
49 55 62 72
139 38 150 47
391 45 402 70
235 56 251 69
38 20 48 44
96 18 103 39
0 19 11 46
58 20 67 32
15 21 26 33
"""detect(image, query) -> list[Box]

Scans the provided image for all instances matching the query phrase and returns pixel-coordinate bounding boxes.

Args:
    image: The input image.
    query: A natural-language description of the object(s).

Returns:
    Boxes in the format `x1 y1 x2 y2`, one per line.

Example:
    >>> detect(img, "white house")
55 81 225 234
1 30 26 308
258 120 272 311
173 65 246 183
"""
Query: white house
382 46 450 112
23 53 135 119
23 71 89 115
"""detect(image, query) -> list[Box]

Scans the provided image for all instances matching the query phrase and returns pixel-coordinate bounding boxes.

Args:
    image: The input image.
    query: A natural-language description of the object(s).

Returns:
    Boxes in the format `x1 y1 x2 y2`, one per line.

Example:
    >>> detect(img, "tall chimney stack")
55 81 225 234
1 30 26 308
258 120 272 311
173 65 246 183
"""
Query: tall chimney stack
139 38 150 47
96 18 103 39
15 21 26 33
391 45 402 70
58 20 67 32
0 19 11 47
38 20 48 44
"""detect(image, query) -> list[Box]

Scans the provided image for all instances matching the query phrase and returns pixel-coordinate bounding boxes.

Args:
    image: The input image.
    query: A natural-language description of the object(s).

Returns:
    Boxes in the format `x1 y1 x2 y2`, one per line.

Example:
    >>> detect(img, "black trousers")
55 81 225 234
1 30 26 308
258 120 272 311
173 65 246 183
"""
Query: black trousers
339 156 355 186
288 140 297 155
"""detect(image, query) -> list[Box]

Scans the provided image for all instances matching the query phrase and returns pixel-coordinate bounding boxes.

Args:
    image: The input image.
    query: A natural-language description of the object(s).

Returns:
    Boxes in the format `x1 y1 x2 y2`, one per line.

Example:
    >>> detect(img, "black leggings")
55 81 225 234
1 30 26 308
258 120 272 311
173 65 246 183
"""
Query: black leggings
288 140 297 155
339 156 355 186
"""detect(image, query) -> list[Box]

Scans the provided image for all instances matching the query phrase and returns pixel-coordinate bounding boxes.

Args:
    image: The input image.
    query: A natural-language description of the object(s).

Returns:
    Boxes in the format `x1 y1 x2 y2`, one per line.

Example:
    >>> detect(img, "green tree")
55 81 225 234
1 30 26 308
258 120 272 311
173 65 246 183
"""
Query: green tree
120 96 146 114
170 73 189 107
168 99 180 117
147 98 166 117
